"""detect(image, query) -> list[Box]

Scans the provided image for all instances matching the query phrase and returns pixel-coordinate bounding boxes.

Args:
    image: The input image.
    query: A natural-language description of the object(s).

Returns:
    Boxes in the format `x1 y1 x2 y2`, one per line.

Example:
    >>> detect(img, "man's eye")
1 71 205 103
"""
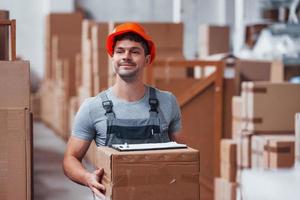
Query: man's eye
115 50 123 54
131 50 140 54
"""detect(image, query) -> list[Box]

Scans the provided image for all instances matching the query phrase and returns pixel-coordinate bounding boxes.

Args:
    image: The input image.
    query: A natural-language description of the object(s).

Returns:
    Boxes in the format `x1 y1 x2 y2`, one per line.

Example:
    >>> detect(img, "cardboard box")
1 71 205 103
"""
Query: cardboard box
0 108 32 200
235 59 283 94
95 147 200 200
251 135 294 169
199 25 230 58
69 96 79 134
91 23 109 94
0 10 9 60
0 61 30 108
241 82 300 133
51 35 81 98
232 96 243 139
263 136 295 169
214 178 237 200
45 12 82 80
296 113 300 162
220 139 237 182
237 132 252 169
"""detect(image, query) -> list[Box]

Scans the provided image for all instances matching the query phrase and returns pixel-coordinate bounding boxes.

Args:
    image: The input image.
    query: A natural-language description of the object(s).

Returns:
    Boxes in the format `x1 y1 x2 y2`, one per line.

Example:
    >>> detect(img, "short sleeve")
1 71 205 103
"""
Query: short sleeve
72 99 95 141
168 94 182 134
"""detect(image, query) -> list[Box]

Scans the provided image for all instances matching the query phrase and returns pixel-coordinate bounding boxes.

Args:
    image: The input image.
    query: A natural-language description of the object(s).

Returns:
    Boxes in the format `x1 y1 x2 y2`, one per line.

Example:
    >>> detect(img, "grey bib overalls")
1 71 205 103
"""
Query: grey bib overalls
100 87 171 146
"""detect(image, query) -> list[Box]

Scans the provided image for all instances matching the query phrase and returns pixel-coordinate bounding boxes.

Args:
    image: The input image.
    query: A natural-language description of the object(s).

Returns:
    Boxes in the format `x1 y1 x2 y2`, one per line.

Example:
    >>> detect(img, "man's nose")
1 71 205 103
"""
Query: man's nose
122 50 132 60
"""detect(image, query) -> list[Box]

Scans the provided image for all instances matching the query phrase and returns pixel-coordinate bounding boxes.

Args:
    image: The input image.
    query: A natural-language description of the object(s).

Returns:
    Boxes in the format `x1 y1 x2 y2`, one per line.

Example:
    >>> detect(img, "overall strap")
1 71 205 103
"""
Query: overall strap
149 87 159 118
100 92 115 120
149 87 168 127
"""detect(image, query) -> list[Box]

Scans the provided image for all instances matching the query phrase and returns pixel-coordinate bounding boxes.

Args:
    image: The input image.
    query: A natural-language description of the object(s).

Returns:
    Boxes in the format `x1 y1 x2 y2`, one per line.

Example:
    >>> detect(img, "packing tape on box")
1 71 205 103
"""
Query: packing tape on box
264 146 292 153
240 130 294 136
243 87 267 93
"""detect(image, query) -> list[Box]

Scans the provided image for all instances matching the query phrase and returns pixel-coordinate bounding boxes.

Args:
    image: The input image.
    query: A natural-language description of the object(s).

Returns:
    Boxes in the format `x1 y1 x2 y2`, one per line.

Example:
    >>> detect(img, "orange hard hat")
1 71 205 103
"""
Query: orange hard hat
106 22 156 64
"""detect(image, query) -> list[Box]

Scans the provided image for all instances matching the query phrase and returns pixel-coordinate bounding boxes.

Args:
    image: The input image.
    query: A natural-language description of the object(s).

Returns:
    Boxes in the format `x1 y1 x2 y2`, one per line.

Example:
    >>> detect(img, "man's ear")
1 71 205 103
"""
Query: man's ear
145 55 151 64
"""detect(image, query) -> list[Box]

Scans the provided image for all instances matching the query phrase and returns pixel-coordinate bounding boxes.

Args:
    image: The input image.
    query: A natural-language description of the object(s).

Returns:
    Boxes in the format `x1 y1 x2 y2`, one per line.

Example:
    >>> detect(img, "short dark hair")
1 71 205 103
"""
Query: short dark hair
113 32 150 56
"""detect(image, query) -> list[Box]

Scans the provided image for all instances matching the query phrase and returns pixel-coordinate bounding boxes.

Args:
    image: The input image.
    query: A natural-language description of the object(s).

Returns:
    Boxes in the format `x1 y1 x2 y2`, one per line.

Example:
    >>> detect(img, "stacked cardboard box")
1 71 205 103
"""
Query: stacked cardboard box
199 25 230 58
220 139 237 182
78 20 110 105
0 10 9 60
215 139 238 200
241 82 300 133
69 96 79 136
251 135 295 169
0 61 32 200
41 13 82 140
233 82 300 171
202 54 283 140
232 96 243 139
234 59 283 94
95 147 200 200
295 113 300 163
236 131 252 169
214 178 238 200
45 12 82 80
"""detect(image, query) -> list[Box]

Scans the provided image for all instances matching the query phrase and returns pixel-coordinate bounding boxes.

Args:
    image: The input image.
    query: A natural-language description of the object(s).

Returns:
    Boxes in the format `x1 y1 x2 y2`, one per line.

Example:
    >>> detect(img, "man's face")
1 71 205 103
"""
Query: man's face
112 39 150 82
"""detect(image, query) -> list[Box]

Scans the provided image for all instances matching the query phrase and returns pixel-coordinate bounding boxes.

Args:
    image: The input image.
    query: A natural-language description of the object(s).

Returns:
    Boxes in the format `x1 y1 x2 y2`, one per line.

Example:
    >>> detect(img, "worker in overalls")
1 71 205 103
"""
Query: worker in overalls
63 22 182 199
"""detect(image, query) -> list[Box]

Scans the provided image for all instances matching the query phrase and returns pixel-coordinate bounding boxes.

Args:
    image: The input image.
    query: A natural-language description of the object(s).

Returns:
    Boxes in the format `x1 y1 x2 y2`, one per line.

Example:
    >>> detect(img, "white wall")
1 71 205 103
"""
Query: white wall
0 0 74 79
181 0 233 58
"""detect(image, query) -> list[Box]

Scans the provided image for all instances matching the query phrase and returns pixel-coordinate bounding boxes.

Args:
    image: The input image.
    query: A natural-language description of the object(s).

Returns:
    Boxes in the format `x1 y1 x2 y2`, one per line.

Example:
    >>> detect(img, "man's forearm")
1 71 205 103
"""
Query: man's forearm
63 155 91 186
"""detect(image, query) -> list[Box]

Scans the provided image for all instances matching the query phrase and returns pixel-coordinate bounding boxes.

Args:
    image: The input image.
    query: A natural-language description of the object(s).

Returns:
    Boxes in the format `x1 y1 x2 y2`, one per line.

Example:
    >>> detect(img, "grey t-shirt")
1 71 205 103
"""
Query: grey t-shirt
72 86 182 146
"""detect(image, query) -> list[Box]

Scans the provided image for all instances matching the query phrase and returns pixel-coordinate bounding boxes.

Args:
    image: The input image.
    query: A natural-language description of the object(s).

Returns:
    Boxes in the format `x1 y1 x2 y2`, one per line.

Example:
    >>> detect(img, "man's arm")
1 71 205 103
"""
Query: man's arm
63 136 105 198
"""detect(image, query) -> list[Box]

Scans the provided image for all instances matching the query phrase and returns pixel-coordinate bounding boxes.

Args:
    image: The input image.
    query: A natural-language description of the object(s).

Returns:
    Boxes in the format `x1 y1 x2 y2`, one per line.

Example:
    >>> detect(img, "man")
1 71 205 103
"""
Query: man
63 22 182 199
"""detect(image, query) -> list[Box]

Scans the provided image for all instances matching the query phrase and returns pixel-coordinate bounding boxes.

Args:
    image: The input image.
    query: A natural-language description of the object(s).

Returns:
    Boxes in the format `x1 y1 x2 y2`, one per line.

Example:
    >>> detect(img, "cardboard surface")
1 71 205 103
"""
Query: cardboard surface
237 132 251 169
0 10 9 60
251 135 294 169
199 25 230 58
241 82 300 133
45 12 82 79
0 108 32 200
232 96 243 139
263 136 295 169
214 178 237 200
220 139 237 182
234 59 283 94
0 61 30 108
296 113 300 162
95 147 200 200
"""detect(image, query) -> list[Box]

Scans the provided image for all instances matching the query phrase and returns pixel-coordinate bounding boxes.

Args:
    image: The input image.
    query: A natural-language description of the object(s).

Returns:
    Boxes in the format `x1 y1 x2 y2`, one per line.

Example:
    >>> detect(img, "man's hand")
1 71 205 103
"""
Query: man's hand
85 168 106 199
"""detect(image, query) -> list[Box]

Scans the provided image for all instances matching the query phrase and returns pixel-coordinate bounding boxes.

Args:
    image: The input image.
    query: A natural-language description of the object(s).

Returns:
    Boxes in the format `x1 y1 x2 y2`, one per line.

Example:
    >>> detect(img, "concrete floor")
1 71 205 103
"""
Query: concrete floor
33 121 95 200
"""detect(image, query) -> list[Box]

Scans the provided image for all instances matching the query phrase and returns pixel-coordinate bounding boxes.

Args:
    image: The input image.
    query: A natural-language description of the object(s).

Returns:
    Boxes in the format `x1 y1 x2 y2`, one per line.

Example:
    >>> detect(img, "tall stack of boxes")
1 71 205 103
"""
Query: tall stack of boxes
0 16 32 200
40 13 82 140
0 10 9 60
215 139 238 200
295 113 300 164
78 20 109 105
238 82 299 170
218 81 300 199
